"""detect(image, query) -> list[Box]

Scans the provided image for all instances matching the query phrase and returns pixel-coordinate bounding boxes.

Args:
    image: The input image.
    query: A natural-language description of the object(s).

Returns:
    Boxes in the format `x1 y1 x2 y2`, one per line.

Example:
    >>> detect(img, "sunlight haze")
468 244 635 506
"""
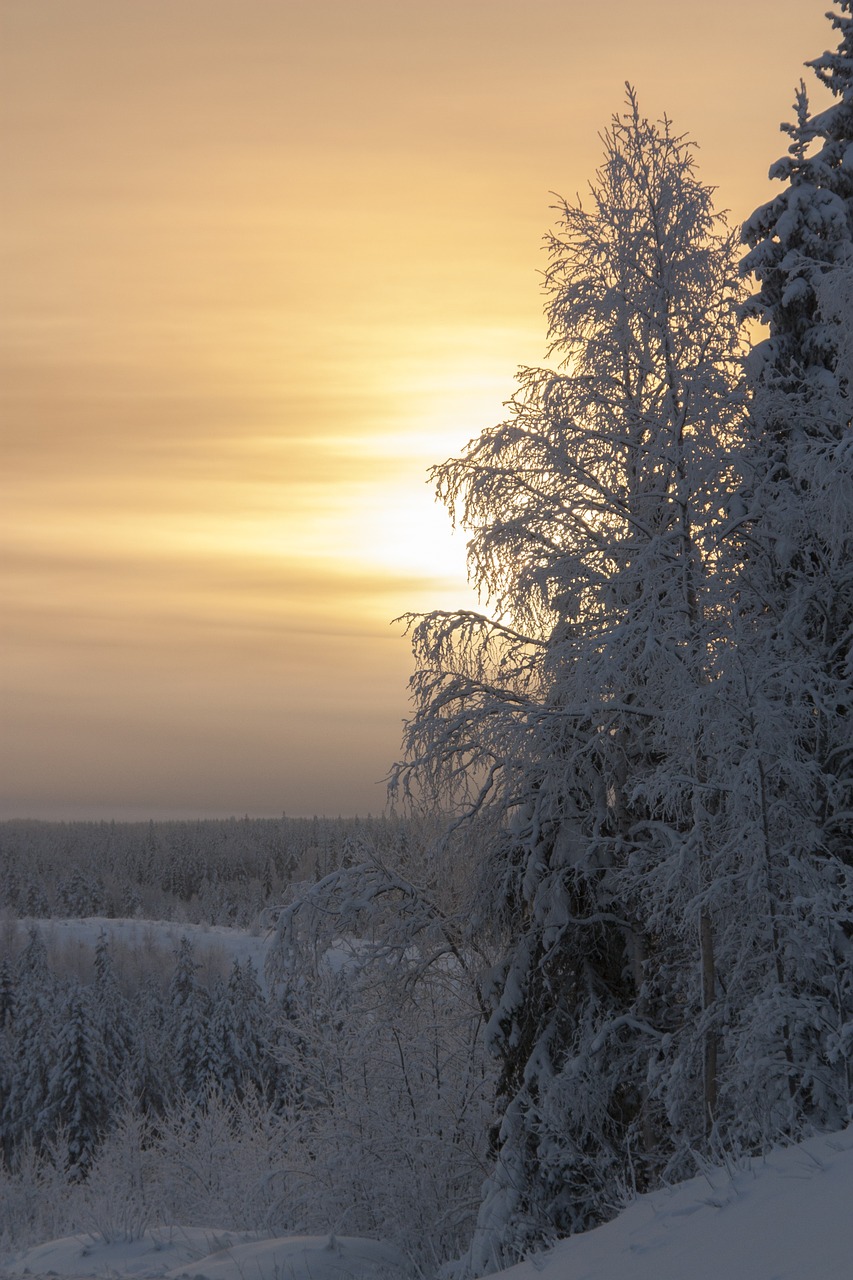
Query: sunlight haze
0 0 829 818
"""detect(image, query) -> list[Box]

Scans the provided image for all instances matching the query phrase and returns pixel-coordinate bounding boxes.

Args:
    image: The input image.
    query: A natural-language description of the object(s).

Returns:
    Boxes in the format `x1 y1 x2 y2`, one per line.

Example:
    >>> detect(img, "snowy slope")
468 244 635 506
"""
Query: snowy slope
488 1124 853 1280
5 1126 853 1280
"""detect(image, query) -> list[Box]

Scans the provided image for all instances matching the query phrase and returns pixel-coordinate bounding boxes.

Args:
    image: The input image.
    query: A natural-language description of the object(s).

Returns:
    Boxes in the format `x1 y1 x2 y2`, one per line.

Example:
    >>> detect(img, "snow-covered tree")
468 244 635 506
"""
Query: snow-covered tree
91 932 134 1114
115 978 165 1119
266 831 495 1270
394 91 747 1266
39 983 109 1179
206 963 276 1104
164 937 213 1105
1 930 56 1158
226 959 279 1102
0 960 16 1163
0 958 15 1031
742 0 853 405
206 977 243 1102
733 0 853 1134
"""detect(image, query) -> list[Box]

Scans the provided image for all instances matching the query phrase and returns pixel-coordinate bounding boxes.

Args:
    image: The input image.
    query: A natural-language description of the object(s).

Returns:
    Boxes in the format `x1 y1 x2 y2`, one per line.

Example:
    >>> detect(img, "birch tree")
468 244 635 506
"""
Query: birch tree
394 90 747 1266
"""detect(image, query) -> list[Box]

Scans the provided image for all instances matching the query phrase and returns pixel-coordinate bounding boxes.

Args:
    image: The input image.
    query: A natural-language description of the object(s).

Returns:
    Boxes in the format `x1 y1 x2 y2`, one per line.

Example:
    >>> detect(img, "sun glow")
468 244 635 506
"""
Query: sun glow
349 473 471 584
2 0 822 819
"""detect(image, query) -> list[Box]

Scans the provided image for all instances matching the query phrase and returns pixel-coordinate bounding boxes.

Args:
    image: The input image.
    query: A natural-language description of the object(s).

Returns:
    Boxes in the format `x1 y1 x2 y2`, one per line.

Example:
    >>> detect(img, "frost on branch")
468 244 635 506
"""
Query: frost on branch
396 89 750 1268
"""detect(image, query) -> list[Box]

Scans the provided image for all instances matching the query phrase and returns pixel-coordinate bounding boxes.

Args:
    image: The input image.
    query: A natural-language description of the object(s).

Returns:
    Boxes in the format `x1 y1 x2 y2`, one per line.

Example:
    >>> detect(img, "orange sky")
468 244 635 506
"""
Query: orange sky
0 0 832 819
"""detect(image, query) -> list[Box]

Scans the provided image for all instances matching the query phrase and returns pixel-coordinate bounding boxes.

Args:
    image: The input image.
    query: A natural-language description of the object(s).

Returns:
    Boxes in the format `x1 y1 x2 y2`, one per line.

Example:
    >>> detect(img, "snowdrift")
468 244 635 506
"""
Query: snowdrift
4 1230 408 1280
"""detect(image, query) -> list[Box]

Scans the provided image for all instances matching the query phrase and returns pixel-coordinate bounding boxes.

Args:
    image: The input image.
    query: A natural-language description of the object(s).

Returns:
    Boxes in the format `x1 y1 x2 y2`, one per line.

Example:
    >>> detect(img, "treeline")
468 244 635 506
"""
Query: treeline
0 815 407 925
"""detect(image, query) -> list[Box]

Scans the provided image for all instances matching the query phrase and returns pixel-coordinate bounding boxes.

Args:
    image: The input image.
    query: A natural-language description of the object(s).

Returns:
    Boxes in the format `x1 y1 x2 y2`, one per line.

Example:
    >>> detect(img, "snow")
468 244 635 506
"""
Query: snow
4 913 852 1277
490 1124 853 1280
5 1127 853 1280
3 1231 408 1280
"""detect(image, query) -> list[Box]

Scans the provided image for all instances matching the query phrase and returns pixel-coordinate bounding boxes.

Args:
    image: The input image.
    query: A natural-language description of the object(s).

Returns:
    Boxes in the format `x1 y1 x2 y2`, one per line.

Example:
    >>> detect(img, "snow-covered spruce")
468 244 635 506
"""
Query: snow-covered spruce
733 0 853 1141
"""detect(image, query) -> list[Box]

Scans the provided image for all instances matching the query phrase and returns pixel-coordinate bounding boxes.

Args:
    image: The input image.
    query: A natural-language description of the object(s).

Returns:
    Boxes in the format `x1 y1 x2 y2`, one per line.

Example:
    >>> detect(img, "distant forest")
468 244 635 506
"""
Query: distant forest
0 815 407 926
0 814 485 1268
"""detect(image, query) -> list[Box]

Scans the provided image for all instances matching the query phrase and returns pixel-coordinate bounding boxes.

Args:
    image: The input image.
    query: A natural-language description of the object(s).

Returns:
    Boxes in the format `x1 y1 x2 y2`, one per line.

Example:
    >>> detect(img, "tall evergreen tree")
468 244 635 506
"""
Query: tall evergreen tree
129 982 168 1119
735 0 853 1133
92 931 134 1114
0 958 17 1161
0 957 15 1030
207 976 241 1099
39 982 109 1179
228 958 277 1101
165 936 213 1105
2 929 56 1157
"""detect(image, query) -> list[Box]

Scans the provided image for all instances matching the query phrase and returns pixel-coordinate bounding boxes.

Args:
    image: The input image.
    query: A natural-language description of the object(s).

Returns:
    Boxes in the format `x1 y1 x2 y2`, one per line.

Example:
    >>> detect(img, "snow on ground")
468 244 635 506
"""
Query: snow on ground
490 1122 853 1280
5 1126 853 1280
2 1230 408 1280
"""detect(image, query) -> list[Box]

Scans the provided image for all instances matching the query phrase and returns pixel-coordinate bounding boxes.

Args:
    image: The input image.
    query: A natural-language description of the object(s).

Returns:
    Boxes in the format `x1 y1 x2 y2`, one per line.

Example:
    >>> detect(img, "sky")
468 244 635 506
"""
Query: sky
0 0 833 821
